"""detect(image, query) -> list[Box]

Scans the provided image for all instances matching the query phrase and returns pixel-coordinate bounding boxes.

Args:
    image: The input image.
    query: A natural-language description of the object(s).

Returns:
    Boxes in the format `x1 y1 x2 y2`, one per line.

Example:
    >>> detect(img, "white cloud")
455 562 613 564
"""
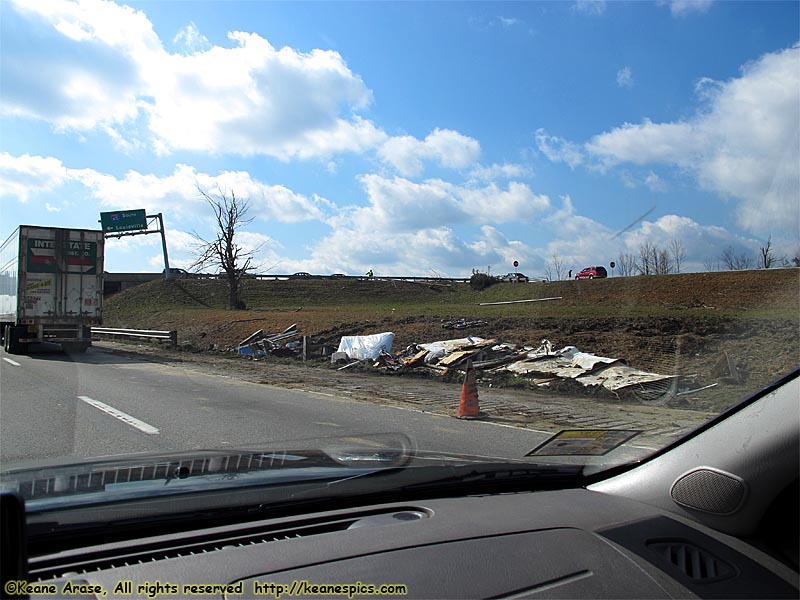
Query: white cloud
4 0 385 160
459 182 550 223
585 119 696 166
469 163 532 182
299 222 539 277
571 1 607 16
543 45 800 235
535 129 585 169
348 174 548 233
538 197 760 274
378 129 481 177
0 153 328 226
644 171 667 192
620 171 638 189
74 164 331 222
616 66 634 89
616 214 759 271
173 22 210 54
0 153 69 202
291 174 551 275
662 0 713 18
498 17 521 28
619 170 668 192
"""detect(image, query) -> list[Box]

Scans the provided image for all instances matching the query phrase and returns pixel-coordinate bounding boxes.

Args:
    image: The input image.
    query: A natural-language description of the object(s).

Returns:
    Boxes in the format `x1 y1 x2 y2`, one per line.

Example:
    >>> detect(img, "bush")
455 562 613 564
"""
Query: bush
470 272 500 291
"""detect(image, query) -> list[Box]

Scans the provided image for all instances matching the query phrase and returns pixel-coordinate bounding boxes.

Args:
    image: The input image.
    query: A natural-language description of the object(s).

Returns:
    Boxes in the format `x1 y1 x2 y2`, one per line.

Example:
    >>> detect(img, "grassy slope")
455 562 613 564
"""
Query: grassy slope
107 269 799 315
104 268 799 348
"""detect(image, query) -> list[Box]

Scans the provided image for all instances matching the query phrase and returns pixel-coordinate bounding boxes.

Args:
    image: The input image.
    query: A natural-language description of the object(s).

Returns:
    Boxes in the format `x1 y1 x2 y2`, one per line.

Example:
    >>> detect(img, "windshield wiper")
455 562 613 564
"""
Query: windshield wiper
294 461 586 502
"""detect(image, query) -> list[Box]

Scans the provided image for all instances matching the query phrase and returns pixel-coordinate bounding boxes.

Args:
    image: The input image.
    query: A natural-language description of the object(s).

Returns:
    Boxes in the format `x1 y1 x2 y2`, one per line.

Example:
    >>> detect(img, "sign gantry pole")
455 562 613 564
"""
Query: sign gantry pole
99 209 171 279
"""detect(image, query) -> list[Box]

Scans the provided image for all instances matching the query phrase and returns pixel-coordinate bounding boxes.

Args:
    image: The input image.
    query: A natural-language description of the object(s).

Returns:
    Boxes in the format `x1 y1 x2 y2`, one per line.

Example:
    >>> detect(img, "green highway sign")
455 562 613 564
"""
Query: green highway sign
100 209 147 233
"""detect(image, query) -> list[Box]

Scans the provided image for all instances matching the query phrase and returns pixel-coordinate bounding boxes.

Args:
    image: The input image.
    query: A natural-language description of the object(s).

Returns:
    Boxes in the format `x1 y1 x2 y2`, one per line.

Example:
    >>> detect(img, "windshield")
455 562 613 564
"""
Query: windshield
1 0 798 519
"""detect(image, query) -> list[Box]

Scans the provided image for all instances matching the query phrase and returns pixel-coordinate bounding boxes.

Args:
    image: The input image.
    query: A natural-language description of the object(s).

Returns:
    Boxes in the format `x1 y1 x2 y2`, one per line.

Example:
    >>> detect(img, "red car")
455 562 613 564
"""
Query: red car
575 266 608 280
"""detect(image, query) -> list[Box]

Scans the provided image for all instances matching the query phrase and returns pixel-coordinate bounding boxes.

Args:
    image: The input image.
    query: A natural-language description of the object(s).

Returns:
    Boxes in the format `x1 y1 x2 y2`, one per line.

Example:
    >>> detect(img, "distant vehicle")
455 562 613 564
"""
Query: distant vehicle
502 272 529 283
575 266 608 280
0 225 104 354
163 267 189 277
290 272 312 279
330 273 347 278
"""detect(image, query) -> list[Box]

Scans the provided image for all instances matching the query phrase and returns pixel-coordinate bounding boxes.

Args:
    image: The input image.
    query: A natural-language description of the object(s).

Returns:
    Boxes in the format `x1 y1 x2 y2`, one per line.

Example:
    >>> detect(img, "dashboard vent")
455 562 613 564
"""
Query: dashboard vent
647 541 736 582
29 508 428 582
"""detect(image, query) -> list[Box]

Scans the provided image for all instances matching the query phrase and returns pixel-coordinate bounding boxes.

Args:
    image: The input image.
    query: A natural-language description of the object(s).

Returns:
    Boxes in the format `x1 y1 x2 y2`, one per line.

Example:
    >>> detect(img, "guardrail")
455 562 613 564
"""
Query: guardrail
92 327 177 348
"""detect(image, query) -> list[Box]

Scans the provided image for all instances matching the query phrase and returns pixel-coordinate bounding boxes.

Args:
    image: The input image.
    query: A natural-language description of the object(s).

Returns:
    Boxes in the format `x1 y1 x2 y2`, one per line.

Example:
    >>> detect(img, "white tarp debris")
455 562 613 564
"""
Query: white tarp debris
558 346 620 370
420 336 485 363
420 336 485 354
337 332 395 360
526 339 554 358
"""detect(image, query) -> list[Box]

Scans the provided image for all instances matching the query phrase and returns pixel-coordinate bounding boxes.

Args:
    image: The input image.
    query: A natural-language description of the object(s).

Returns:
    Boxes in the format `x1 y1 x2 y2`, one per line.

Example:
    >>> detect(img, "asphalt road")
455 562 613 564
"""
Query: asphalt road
1 344 550 466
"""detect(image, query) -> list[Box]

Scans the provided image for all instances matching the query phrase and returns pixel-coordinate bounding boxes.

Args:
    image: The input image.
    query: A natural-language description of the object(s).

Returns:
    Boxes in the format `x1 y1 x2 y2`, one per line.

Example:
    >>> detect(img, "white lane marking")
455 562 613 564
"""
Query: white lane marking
2 358 21 367
78 396 160 435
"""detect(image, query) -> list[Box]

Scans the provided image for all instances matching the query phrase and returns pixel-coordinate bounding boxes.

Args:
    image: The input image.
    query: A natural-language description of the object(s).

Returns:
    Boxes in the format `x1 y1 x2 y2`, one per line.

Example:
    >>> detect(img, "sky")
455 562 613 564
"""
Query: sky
1 0 798 277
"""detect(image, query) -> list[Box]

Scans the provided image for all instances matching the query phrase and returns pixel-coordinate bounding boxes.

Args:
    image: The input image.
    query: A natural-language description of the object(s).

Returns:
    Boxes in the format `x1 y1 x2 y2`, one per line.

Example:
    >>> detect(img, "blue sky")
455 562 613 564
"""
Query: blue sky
1 0 798 277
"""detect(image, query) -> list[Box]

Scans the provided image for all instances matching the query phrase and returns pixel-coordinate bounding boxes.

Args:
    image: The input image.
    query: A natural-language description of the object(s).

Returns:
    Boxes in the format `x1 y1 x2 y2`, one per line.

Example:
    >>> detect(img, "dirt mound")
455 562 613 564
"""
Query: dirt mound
103 269 799 413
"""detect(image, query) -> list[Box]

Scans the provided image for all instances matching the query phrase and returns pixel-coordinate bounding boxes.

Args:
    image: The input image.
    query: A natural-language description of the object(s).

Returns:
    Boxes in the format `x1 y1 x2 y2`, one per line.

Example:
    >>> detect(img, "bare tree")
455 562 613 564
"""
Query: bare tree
190 186 263 309
703 257 721 272
720 245 754 271
616 253 638 277
669 237 686 273
544 254 566 282
637 241 658 275
654 248 672 275
759 236 776 269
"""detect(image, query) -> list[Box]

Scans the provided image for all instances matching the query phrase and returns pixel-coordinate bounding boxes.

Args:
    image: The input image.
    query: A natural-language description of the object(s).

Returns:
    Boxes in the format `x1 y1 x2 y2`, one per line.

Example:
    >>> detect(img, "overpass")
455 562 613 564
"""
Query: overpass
103 272 164 295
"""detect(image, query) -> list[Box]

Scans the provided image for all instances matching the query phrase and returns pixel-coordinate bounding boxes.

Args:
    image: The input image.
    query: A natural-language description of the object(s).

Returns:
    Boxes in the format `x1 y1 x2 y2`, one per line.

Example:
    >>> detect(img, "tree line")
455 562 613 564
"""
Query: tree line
544 237 799 281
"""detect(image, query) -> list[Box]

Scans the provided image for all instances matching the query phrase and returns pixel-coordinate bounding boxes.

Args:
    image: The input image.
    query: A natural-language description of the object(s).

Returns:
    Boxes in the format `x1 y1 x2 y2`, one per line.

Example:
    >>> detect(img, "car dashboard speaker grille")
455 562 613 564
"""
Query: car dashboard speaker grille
670 467 747 515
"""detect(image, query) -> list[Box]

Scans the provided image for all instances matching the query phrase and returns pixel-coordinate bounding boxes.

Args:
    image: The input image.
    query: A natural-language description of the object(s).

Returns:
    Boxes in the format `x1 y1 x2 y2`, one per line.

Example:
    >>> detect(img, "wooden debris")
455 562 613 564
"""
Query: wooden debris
238 329 263 347
710 352 741 384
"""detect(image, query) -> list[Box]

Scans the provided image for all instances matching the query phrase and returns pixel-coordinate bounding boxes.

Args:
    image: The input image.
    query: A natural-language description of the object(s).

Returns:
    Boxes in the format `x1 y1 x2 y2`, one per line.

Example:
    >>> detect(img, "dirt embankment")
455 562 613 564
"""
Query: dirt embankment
103 269 799 414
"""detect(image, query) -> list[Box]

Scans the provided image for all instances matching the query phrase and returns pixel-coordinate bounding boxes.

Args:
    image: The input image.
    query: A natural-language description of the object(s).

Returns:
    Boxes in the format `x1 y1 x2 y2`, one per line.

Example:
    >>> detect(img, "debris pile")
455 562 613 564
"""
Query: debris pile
331 334 680 398
237 323 301 356
235 324 336 359
232 324 710 401
441 318 487 330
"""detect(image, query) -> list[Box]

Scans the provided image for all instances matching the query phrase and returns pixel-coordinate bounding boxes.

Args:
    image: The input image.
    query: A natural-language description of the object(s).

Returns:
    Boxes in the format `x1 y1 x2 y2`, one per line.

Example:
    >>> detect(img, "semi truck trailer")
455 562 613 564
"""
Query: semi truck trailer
0 226 104 354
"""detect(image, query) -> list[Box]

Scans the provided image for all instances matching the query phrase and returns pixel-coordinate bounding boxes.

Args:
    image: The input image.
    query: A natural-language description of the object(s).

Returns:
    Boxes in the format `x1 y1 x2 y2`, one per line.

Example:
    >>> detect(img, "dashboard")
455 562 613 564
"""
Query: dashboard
21 487 798 599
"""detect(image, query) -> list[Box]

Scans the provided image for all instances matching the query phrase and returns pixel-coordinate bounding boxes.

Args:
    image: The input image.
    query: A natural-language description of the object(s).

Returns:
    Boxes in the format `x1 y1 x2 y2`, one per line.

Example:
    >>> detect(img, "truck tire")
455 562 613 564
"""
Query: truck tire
3 325 24 355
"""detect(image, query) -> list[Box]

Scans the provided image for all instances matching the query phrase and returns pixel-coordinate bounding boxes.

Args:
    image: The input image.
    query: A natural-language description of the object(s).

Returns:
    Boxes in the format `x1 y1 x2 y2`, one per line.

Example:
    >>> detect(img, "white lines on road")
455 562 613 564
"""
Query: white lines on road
2 357 21 366
78 396 160 435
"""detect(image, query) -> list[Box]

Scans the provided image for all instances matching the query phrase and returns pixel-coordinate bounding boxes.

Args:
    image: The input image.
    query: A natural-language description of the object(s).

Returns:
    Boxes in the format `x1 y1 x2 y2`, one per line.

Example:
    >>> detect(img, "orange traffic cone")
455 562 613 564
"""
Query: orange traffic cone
457 360 481 419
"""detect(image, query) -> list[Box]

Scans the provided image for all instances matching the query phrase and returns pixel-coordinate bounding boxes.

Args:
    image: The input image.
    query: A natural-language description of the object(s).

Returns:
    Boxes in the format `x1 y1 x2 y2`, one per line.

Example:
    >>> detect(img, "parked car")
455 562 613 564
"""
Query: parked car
575 266 607 280
502 272 529 283
289 272 312 279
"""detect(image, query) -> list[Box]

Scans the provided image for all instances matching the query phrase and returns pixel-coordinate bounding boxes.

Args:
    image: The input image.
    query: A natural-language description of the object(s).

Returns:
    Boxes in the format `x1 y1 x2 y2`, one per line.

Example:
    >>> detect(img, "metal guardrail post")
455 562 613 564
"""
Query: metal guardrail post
169 330 178 349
